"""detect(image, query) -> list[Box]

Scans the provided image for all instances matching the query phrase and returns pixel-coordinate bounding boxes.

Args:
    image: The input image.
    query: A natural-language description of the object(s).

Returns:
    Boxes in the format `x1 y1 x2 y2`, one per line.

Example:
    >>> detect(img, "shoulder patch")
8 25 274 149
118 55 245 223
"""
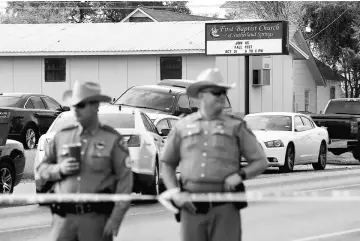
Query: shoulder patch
59 124 78 132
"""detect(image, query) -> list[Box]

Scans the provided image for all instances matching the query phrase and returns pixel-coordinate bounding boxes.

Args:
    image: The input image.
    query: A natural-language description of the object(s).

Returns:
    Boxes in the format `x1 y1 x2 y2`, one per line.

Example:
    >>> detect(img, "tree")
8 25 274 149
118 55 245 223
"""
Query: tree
198 12 220 18
224 1 305 26
300 1 360 97
1 1 192 24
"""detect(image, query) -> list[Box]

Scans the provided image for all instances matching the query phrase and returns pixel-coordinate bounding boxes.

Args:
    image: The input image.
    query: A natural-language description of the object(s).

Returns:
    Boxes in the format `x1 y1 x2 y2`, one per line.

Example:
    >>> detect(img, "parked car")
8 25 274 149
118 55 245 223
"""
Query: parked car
310 98 360 161
112 79 233 117
243 112 329 172
0 123 25 194
35 106 167 195
0 93 70 149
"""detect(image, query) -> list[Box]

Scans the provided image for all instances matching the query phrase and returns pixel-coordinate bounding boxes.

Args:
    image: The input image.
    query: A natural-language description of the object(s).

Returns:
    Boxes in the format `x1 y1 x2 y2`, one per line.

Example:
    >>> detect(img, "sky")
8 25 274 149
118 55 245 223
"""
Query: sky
0 0 227 17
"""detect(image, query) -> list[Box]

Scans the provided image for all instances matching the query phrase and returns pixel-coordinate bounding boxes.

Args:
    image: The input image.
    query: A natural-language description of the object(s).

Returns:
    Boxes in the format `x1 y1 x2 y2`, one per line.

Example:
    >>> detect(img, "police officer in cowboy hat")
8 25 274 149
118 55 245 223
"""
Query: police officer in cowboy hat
160 68 268 241
36 80 133 241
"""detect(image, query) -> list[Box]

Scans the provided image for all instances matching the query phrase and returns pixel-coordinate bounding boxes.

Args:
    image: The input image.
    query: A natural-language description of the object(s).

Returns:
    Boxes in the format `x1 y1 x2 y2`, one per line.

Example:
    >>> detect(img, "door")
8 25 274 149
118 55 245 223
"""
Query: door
140 113 159 172
292 116 309 163
26 96 53 134
300 116 320 161
41 96 63 128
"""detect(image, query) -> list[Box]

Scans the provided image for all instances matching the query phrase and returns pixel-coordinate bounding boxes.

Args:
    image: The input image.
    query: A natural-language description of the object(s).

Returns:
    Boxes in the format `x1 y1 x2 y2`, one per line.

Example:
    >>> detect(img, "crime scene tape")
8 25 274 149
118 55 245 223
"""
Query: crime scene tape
1 190 360 205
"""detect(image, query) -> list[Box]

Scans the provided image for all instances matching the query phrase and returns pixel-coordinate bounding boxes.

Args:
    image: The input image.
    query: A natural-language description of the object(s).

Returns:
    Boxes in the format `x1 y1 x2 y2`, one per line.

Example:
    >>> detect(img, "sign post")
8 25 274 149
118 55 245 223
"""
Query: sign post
205 21 289 115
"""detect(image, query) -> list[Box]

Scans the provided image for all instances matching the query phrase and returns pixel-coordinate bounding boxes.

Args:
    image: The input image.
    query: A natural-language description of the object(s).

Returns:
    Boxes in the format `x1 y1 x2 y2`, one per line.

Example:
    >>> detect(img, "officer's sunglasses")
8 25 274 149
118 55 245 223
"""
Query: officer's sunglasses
73 101 98 109
202 89 227 97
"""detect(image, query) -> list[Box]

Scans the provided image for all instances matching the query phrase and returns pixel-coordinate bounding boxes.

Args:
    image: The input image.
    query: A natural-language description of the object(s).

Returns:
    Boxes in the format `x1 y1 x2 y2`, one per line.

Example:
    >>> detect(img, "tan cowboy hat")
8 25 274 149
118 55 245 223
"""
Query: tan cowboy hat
70 80 111 106
186 68 236 98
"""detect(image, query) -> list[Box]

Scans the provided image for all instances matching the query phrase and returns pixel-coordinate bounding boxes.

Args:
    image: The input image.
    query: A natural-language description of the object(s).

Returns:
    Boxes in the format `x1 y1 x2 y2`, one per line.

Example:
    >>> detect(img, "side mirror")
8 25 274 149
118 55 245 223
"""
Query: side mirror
62 106 70 111
179 107 192 115
112 98 116 102
160 128 171 136
295 125 307 132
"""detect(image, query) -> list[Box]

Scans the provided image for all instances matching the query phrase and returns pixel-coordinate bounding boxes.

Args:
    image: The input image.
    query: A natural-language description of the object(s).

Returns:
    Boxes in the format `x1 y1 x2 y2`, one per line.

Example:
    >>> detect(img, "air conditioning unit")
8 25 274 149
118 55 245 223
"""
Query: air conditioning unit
252 69 270 86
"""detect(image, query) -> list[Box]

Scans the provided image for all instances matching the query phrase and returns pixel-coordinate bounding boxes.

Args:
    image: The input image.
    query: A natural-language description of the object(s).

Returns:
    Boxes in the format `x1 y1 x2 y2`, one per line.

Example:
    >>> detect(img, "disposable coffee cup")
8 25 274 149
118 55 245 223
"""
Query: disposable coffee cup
67 143 82 171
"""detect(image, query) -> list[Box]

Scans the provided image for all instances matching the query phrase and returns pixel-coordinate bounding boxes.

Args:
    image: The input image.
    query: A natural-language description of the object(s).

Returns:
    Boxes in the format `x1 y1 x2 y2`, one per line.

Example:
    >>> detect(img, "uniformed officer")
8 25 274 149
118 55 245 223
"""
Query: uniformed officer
36 80 133 241
160 68 269 241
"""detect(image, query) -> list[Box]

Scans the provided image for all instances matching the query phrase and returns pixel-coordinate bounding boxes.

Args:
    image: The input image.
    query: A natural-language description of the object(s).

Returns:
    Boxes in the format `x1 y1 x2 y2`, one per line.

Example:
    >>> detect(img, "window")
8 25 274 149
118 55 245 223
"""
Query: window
25 99 35 109
141 113 158 134
330 86 336 99
114 88 175 112
30 97 46 109
42 97 61 111
304 90 310 112
156 119 170 133
244 115 292 131
300 116 314 130
144 113 158 134
178 95 190 109
0 97 21 107
45 58 66 82
160 57 182 80
169 119 179 128
294 116 303 129
189 97 200 111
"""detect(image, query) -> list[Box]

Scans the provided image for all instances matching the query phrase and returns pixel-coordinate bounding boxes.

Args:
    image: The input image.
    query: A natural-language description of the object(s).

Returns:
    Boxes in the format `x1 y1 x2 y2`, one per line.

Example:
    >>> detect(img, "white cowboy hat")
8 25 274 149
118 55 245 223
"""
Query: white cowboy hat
186 68 236 98
70 80 111 106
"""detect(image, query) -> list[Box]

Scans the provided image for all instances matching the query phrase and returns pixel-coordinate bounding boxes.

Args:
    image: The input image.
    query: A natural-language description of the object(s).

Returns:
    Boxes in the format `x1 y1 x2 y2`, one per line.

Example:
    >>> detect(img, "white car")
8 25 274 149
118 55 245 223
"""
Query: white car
34 106 165 195
243 112 329 172
0 139 25 194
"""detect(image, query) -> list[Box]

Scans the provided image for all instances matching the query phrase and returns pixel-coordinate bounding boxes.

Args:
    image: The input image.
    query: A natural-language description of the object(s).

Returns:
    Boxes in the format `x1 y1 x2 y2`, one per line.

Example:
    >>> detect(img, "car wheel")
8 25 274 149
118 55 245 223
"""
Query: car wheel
0 161 14 194
23 125 38 149
279 145 295 173
313 142 327 170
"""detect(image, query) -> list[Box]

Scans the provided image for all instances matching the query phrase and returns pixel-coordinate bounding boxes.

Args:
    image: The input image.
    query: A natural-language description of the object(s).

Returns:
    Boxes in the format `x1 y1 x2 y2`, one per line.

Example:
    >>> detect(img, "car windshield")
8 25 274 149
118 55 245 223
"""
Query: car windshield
114 88 175 112
244 115 292 131
50 111 135 132
0 96 21 107
325 100 360 115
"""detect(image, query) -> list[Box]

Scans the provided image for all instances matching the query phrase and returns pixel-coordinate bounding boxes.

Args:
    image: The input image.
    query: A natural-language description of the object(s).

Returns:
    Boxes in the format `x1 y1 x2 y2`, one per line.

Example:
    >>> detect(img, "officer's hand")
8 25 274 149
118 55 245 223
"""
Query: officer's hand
224 173 242 191
59 157 79 176
172 192 197 214
103 219 119 240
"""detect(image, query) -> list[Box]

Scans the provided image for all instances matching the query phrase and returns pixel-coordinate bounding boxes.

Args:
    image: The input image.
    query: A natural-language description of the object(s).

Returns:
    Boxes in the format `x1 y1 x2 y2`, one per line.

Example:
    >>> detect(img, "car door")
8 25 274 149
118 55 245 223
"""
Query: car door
300 116 320 161
25 96 52 135
137 112 156 172
292 115 309 163
41 96 63 127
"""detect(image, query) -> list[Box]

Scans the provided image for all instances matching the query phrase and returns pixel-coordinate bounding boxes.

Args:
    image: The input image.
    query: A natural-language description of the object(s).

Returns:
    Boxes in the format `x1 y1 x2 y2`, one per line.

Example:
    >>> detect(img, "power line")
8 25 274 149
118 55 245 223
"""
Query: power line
305 8 349 41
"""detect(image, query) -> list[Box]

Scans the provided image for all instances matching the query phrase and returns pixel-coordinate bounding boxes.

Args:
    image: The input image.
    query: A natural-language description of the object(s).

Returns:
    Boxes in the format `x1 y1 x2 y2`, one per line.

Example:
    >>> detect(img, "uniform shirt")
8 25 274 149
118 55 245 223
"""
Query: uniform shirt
36 122 133 225
161 111 266 192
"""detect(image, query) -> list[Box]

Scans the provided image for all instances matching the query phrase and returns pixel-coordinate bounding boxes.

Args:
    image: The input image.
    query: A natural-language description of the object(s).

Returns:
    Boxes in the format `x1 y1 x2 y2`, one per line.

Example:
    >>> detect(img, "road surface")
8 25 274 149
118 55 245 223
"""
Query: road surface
1 165 360 241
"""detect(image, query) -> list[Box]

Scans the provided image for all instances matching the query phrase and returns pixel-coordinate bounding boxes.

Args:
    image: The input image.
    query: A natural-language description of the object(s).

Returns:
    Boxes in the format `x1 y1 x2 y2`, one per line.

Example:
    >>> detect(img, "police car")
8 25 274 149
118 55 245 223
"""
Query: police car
34 105 166 195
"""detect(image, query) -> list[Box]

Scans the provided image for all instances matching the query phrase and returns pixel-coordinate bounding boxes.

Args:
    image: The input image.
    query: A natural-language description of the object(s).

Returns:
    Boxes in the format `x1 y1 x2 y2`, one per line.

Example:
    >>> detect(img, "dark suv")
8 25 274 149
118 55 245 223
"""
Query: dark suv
113 79 233 117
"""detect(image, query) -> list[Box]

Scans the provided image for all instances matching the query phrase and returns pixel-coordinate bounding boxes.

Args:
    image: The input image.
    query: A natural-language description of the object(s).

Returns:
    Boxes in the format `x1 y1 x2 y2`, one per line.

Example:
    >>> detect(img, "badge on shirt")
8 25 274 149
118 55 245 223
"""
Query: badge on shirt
95 141 105 150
